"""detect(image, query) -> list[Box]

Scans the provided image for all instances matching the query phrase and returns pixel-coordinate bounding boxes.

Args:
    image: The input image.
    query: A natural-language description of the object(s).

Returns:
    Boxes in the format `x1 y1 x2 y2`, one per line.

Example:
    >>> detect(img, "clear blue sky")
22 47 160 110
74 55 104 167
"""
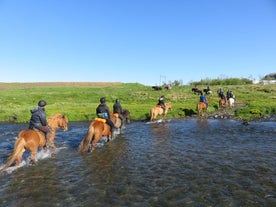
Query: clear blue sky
0 0 275 85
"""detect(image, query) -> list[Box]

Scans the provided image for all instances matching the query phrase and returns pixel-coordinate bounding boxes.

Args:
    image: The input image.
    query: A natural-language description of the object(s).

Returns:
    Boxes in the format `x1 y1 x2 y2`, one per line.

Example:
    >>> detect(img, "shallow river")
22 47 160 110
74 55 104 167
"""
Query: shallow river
0 118 275 207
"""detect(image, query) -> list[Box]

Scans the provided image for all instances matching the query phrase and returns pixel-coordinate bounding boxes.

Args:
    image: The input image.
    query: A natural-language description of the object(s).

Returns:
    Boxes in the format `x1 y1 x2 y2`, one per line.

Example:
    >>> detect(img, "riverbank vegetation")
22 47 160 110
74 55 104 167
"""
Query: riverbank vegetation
0 82 275 123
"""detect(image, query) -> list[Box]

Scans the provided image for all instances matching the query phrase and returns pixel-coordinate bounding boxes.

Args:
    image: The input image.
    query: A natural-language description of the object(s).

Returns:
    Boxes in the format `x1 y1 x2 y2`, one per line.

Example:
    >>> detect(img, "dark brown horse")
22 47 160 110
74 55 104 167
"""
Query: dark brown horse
0 114 68 172
197 102 208 116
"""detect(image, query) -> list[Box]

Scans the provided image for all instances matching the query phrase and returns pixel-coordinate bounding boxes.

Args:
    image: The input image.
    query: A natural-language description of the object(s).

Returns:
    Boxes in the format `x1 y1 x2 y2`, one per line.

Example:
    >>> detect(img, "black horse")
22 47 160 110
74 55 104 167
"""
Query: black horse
192 88 202 94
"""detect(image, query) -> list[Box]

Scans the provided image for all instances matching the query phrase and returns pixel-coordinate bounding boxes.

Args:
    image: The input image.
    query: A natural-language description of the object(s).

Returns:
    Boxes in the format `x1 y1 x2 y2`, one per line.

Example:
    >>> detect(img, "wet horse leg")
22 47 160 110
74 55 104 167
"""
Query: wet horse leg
29 149 37 165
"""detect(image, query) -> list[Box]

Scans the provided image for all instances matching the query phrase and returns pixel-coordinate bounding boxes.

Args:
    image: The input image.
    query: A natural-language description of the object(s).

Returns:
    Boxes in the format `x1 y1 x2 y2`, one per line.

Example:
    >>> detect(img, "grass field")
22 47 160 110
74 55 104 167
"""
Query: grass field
0 82 275 123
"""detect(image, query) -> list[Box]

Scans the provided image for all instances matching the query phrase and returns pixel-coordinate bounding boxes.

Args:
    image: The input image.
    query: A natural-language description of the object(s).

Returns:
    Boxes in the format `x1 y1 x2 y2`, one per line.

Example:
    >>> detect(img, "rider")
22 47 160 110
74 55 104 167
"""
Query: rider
227 90 234 99
157 95 166 115
199 92 208 107
217 88 223 97
113 99 124 121
219 91 227 102
29 100 51 147
96 97 115 137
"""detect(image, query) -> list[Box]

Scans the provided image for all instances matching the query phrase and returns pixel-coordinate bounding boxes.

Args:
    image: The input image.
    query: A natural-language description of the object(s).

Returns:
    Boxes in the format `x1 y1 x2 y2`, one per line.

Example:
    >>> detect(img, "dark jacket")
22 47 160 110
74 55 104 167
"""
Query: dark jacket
29 107 48 129
96 103 111 119
157 97 165 106
113 103 123 114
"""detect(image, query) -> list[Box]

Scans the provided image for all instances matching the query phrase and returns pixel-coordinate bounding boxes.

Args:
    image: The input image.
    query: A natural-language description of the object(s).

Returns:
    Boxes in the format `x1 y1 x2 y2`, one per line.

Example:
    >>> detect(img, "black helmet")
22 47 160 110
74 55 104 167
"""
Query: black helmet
100 97 105 103
38 100 47 107
116 99 120 103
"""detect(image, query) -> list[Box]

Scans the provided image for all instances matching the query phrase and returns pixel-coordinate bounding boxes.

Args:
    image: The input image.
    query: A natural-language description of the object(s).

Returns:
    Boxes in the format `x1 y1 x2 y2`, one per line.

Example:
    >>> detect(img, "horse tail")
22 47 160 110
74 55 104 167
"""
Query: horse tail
78 124 94 153
0 137 26 172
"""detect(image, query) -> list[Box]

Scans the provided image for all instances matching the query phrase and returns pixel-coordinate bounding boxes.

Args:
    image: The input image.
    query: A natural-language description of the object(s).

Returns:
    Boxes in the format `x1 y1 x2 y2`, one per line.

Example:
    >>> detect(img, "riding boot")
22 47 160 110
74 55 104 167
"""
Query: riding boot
162 107 166 115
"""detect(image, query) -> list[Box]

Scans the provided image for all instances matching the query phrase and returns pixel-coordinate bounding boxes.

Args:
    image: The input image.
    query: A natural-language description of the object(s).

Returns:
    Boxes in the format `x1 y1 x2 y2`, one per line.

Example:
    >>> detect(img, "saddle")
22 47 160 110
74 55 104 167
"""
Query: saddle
95 118 106 123
113 113 119 118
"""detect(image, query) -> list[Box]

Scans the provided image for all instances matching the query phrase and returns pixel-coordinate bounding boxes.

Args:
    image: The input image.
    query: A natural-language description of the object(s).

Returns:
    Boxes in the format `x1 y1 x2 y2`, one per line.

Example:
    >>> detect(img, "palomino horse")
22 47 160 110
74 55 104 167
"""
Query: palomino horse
0 113 68 172
78 112 128 152
228 97 235 108
219 98 227 108
150 103 172 121
197 102 208 116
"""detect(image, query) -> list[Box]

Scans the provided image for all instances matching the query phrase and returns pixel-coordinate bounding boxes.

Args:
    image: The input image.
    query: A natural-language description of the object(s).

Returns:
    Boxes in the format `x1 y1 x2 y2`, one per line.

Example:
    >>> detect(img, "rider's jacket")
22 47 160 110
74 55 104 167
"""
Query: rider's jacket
29 107 47 128
96 103 110 119
157 97 165 106
200 95 207 103
113 103 123 114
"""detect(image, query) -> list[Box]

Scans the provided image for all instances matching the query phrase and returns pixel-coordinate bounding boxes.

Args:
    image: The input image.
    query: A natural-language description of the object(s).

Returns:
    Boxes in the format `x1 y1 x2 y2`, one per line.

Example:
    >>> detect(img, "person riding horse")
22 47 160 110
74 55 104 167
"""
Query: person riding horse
199 92 208 107
219 92 227 102
113 99 124 121
96 97 115 137
157 95 166 115
29 100 51 147
227 90 234 100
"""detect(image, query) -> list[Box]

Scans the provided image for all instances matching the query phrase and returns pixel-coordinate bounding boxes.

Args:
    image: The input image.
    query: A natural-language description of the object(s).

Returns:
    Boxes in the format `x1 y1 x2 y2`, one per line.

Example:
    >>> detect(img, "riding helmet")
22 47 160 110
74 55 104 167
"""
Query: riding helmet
116 99 120 103
38 100 47 107
100 97 106 104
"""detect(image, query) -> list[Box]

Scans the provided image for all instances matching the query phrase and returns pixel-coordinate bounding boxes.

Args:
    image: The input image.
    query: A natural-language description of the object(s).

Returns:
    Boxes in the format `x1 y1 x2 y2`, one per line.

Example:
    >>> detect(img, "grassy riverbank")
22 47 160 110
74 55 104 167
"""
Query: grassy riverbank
0 82 275 123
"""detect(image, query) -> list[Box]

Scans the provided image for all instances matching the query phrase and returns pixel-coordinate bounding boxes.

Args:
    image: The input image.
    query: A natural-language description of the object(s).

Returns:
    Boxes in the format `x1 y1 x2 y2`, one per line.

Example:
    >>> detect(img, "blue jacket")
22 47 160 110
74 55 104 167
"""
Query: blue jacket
200 95 207 103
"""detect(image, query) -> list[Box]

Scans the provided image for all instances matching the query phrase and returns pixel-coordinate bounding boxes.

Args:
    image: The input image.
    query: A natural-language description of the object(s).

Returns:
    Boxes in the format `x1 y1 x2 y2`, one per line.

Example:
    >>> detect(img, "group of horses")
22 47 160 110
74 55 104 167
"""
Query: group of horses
197 96 235 116
0 110 131 172
2 95 236 171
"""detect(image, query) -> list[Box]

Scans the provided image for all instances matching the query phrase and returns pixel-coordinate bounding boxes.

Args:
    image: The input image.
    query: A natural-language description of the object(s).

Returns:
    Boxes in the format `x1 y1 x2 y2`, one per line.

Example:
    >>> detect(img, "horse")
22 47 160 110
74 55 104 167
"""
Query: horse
192 88 202 95
150 103 172 121
203 89 213 96
78 112 126 152
228 97 235 108
0 114 68 172
197 102 208 116
78 118 112 152
219 98 227 108
122 109 130 124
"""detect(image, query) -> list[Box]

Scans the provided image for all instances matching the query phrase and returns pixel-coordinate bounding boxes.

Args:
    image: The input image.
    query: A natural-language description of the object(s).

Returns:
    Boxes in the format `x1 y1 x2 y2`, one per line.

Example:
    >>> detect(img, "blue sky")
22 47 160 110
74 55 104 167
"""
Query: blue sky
0 0 275 85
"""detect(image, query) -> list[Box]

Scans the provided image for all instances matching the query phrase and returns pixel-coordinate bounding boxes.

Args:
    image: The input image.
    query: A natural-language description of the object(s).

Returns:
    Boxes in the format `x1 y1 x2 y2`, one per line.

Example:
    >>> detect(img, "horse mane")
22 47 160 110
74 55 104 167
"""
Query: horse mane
47 113 68 129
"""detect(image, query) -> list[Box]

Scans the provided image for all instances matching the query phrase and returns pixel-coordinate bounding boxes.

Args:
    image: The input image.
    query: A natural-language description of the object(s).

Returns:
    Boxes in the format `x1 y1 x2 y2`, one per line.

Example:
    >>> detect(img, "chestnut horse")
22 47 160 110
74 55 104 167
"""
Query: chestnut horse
0 114 68 172
78 112 125 152
197 102 208 116
150 103 172 121
219 98 227 108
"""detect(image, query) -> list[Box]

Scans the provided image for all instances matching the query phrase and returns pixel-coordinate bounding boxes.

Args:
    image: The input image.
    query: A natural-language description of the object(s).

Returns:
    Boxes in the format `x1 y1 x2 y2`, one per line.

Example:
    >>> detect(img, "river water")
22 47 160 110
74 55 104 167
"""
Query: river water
0 118 275 207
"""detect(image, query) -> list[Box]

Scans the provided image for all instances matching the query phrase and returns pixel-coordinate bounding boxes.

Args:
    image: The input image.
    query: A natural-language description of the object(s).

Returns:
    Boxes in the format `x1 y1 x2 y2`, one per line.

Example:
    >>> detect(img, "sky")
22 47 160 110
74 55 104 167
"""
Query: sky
0 0 275 86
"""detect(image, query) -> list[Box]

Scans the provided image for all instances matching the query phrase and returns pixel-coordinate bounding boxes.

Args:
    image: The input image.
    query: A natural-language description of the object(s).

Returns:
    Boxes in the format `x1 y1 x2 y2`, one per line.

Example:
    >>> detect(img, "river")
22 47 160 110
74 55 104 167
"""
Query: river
0 118 275 207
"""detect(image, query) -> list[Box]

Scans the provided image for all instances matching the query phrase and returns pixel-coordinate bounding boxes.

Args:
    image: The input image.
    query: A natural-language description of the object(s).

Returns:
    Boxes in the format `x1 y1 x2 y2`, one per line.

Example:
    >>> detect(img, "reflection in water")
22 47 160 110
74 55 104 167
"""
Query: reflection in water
0 120 275 206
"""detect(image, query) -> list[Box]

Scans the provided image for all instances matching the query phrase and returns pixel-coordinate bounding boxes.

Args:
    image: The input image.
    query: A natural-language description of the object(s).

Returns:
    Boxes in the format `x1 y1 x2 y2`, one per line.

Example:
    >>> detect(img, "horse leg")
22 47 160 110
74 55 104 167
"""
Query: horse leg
91 134 102 151
29 150 37 165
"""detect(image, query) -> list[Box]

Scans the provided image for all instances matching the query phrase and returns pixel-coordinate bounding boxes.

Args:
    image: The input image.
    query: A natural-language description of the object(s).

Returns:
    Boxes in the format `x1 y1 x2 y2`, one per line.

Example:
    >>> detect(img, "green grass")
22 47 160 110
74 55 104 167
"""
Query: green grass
0 82 275 123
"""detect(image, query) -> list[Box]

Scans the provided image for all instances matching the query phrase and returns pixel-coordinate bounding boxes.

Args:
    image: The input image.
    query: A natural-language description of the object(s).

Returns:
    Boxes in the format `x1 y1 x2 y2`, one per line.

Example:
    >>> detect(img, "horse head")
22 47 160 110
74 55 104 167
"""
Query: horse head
48 113 69 131
165 103 173 110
